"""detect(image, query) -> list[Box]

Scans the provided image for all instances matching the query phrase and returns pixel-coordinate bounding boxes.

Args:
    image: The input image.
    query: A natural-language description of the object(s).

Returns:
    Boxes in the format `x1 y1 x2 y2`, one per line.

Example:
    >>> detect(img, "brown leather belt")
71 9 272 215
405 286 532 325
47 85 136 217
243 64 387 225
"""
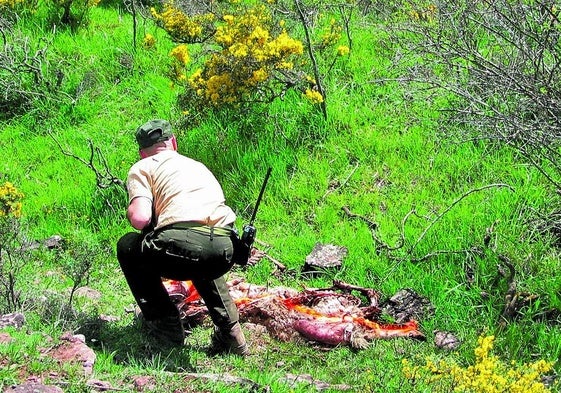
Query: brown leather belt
168 222 232 237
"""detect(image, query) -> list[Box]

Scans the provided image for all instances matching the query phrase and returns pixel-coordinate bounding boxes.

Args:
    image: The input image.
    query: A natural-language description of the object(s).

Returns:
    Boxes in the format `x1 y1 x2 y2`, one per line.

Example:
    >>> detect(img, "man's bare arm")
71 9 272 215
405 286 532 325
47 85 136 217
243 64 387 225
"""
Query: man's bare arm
127 197 152 230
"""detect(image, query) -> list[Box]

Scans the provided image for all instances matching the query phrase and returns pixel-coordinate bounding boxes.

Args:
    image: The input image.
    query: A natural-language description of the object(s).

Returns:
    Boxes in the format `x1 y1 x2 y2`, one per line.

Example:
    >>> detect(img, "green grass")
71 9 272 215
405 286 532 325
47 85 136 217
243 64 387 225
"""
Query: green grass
1 1 560 392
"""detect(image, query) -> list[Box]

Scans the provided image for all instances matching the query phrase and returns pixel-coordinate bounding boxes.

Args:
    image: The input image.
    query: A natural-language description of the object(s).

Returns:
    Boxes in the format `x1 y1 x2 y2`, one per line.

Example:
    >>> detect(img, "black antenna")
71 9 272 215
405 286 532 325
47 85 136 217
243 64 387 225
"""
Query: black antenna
249 167 272 225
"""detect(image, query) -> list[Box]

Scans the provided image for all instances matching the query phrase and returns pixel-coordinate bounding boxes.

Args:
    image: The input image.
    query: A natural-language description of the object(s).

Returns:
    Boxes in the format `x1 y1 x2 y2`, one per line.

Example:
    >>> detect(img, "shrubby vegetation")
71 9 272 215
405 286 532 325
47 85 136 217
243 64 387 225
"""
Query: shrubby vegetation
396 0 561 192
149 0 352 119
403 335 555 393
0 182 26 313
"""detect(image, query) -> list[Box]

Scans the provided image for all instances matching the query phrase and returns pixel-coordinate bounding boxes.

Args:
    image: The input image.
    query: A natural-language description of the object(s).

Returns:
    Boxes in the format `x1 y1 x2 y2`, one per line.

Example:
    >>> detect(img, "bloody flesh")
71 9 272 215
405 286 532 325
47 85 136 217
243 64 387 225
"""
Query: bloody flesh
163 279 425 347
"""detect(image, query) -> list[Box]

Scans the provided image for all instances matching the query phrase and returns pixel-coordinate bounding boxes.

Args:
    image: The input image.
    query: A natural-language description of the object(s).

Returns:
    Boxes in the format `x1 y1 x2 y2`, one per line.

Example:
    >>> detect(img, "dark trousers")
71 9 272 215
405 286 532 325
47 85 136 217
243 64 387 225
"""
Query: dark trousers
116 226 239 329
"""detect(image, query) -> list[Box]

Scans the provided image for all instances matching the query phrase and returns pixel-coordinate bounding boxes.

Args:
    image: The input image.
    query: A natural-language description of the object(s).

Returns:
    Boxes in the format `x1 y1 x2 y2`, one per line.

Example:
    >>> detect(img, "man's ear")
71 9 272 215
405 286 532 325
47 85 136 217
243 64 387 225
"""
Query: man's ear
171 135 177 150
139 149 148 159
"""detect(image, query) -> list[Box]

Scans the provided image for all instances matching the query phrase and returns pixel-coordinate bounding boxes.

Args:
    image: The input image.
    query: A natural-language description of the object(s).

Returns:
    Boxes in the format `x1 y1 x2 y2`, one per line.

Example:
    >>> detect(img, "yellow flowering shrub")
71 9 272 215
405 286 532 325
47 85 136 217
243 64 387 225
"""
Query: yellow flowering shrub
408 3 438 22
187 5 304 106
151 3 215 43
170 44 189 65
0 0 36 12
153 0 353 112
169 44 190 81
0 182 24 218
337 45 350 56
318 18 342 50
402 335 556 393
152 1 307 108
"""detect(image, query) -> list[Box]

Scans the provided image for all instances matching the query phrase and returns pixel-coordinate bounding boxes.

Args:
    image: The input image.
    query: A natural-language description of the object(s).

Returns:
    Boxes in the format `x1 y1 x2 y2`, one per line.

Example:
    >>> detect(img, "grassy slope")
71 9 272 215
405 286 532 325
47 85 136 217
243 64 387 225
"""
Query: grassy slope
1 3 560 392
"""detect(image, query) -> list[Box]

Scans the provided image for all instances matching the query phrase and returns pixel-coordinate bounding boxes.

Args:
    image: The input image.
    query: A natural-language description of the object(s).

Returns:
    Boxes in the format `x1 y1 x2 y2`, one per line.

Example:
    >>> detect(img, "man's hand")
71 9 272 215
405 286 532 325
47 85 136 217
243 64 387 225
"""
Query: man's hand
127 197 153 230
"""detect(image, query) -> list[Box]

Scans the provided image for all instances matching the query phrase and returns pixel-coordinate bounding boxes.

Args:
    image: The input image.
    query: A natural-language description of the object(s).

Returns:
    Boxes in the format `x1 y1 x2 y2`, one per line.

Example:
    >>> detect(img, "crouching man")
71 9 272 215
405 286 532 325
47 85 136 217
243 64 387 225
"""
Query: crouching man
116 119 248 355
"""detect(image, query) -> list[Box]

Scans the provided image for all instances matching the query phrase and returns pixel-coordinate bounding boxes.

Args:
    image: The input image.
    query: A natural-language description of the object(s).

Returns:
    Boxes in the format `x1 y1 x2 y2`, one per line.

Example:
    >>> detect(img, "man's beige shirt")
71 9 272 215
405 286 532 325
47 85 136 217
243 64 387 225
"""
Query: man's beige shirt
126 150 236 229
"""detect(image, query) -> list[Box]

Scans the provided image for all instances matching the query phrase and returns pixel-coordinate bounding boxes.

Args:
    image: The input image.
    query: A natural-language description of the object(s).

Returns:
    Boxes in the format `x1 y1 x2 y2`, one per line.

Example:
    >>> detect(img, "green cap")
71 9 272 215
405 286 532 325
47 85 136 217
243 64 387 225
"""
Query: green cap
135 119 173 149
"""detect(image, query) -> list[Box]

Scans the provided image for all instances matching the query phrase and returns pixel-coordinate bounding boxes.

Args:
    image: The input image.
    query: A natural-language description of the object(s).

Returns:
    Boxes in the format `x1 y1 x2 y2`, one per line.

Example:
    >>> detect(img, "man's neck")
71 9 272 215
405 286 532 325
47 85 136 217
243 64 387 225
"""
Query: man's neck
141 145 175 158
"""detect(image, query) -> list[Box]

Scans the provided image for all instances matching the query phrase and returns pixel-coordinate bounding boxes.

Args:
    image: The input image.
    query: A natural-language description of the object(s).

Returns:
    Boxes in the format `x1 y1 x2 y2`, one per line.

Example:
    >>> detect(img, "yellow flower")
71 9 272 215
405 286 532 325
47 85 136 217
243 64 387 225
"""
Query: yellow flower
152 4 205 40
0 182 24 218
403 335 556 393
250 25 270 46
142 33 156 49
279 61 293 69
303 88 323 104
157 3 305 109
249 68 268 85
170 44 189 65
229 43 248 57
215 25 233 46
337 45 350 56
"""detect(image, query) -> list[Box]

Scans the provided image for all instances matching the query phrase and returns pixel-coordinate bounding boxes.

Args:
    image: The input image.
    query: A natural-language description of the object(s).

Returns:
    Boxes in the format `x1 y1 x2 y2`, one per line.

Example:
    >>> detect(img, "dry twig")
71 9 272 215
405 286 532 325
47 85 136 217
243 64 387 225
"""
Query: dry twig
322 163 359 200
49 133 126 191
343 183 514 264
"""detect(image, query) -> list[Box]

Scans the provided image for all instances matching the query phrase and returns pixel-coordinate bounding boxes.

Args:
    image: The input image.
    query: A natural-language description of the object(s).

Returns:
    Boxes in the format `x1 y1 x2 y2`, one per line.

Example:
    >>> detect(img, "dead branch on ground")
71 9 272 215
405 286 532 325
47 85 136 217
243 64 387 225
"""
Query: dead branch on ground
322 163 359 200
251 239 287 272
342 183 514 262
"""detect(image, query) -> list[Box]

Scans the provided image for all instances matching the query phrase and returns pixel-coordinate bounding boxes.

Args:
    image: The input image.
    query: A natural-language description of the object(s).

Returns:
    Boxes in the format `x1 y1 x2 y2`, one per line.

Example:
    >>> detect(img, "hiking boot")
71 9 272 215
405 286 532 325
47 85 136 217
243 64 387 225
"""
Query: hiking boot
137 311 185 346
209 322 249 356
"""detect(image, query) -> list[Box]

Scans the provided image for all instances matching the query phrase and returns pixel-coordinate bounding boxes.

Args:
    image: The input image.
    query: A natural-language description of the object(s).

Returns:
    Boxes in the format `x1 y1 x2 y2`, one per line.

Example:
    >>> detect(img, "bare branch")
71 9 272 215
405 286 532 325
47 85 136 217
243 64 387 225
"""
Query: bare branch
322 163 359 200
343 183 514 264
409 183 514 253
295 0 328 120
392 0 561 190
49 133 126 191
